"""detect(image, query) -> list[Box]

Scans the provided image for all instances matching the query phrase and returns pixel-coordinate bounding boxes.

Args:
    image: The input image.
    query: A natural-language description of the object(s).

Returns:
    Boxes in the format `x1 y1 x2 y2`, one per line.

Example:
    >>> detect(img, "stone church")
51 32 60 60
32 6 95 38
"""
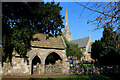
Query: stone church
63 8 93 62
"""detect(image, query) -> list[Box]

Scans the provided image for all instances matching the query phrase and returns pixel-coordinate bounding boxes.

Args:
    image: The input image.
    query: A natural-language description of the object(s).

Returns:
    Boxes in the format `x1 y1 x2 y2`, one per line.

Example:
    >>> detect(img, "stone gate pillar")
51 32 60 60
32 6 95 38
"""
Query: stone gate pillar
40 64 45 74
29 60 32 75
40 58 45 75
62 60 70 75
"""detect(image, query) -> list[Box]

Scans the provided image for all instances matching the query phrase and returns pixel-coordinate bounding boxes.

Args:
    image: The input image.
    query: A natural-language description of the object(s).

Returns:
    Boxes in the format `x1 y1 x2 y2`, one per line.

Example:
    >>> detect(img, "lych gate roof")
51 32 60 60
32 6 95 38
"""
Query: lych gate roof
70 37 89 48
31 34 66 49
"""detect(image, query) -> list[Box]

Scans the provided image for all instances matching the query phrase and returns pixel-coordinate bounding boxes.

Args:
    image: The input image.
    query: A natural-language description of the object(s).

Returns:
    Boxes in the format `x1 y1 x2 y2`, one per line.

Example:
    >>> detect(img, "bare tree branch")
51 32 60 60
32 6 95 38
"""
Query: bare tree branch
74 1 120 18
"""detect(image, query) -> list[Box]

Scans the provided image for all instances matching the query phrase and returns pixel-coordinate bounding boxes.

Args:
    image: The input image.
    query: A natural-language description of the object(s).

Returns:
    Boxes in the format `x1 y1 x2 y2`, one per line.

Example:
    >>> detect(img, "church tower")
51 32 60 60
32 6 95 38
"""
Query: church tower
63 8 72 41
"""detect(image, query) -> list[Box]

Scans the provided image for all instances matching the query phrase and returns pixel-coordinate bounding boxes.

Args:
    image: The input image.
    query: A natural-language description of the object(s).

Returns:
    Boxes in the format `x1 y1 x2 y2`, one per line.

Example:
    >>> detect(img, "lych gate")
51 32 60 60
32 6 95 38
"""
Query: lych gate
2 34 69 76
28 34 69 75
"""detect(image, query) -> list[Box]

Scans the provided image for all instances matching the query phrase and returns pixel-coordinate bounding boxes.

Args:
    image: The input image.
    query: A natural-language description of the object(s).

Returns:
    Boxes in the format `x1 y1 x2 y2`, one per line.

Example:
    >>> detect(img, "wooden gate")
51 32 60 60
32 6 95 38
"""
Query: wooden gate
45 64 62 74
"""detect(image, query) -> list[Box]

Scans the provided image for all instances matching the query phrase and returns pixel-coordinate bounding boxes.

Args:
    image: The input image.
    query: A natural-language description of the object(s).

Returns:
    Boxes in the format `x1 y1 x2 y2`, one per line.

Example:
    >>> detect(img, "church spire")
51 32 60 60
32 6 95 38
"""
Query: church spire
63 8 72 42
64 8 69 33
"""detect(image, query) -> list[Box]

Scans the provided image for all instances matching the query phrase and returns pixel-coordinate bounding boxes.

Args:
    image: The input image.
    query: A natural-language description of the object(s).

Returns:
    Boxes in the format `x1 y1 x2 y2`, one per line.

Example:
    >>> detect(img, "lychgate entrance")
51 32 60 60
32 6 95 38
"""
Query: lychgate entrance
45 52 63 74
28 34 69 75
31 55 41 75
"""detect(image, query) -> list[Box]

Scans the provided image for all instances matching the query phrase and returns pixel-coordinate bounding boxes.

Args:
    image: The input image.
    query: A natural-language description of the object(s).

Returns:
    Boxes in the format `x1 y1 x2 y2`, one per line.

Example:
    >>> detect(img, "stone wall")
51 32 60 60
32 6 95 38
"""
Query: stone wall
45 64 62 74
2 47 69 76
81 36 93 62
2 57 31 76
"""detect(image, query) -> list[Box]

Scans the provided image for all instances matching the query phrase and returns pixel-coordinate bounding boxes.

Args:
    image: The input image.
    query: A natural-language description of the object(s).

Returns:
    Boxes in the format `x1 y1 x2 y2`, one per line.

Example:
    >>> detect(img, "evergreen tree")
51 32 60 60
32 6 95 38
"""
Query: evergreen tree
91 40 103 62
2 2 64 62
91 24 120 65
100 24 120 65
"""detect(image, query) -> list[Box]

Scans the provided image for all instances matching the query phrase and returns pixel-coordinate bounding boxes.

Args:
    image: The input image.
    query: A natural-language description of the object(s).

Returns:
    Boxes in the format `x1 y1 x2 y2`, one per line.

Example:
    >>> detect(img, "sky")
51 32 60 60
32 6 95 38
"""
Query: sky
43 1 119 42
59 2 104 42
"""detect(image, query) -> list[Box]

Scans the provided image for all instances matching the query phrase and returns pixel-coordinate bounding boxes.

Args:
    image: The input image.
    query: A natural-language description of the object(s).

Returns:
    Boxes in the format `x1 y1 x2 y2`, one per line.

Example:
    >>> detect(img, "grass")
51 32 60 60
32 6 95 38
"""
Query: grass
81 64 92 67
2 75 110 80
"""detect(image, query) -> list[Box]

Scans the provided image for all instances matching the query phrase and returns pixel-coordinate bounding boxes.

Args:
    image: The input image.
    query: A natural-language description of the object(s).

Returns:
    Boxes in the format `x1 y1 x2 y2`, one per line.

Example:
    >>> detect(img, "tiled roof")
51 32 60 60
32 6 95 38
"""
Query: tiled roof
70 37 89 47
31 34 66 49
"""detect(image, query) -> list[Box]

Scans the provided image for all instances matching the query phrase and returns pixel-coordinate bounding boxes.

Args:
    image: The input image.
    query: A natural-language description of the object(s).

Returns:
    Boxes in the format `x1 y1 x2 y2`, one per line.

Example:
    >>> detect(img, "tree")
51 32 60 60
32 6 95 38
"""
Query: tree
91 40 103 62
2 2 64 62
75 2 120 31
100 24 120 65
91 24 120 65
63 37 83 59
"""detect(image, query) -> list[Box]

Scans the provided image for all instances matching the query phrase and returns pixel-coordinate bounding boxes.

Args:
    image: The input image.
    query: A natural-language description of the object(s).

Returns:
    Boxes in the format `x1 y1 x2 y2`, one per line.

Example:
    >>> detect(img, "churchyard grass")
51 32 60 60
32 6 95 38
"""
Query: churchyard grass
82 64 92 67
2 75 110 80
